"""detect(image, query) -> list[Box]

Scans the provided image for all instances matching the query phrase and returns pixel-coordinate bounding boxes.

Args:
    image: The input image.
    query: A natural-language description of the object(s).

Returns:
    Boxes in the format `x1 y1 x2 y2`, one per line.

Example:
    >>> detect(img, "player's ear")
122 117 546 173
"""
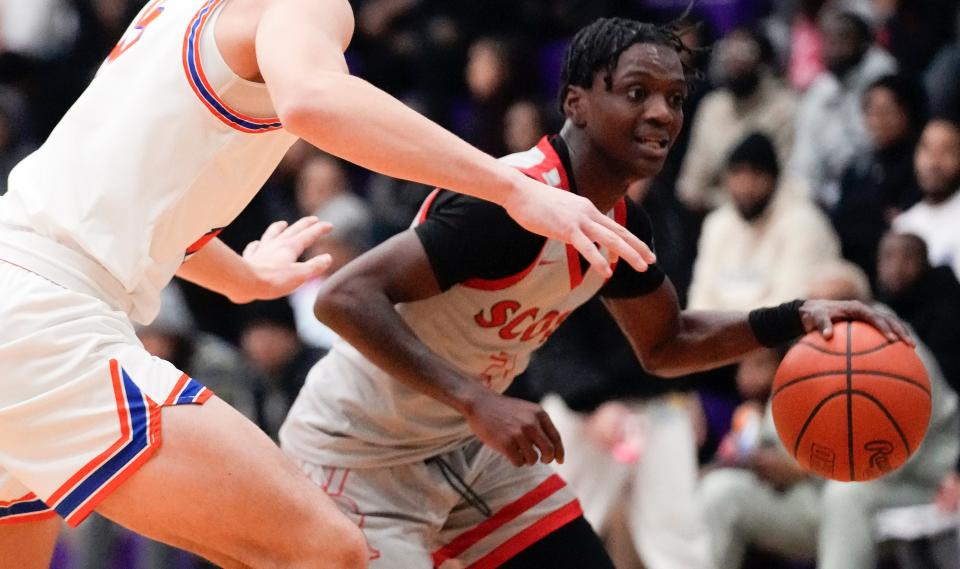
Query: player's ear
563 86 589 128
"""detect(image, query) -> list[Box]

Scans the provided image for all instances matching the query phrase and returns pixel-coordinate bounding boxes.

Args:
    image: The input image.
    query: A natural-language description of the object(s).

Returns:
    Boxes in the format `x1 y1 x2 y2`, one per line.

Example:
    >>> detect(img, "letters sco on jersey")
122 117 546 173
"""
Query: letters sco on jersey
474 300 572 344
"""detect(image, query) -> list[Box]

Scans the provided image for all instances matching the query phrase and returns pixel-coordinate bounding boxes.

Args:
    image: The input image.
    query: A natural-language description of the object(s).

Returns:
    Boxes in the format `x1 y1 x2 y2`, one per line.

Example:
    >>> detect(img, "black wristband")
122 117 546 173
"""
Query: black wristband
748 299 806 347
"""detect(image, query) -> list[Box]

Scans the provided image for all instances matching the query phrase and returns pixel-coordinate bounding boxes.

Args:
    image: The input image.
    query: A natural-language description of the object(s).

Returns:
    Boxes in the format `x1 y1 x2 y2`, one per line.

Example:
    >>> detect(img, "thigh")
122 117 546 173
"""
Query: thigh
436 448 584 568
95 397 364 569
0 516 60 569
297 458 455 569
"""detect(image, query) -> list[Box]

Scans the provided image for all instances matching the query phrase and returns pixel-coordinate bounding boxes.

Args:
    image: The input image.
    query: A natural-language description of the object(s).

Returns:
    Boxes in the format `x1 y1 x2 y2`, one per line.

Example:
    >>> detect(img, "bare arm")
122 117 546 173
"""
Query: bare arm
604 279 911 378
314 231 564 466
176 218 332 303
253 0 654 277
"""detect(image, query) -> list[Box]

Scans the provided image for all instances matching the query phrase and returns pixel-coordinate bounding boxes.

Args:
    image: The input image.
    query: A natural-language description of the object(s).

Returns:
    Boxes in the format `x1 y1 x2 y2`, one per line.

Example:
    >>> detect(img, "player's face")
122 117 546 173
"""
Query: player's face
584 43 686 178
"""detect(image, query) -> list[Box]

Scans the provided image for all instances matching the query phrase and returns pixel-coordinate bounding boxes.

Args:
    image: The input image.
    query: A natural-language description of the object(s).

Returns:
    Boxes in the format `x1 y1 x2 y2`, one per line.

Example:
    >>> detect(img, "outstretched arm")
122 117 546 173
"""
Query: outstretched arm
603 279 911 378
176 218 332 303
253 0 654 277
314 229 564 467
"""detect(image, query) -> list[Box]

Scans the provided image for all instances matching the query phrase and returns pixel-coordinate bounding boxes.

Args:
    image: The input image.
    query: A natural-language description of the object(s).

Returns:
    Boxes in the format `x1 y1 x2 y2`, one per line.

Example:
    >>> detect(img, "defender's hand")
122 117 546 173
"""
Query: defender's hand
465 391 565 467
799 300 912 345
234 217 333 303
502 177 656 278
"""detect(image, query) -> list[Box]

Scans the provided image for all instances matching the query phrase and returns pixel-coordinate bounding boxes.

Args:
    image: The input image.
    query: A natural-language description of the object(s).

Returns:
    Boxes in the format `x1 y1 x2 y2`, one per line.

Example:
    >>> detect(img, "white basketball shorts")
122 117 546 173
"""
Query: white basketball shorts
0 261 211 527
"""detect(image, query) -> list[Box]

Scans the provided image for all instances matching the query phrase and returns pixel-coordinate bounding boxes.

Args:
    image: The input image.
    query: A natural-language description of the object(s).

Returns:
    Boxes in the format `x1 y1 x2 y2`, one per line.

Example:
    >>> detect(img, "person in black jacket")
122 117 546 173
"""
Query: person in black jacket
832 75 927 283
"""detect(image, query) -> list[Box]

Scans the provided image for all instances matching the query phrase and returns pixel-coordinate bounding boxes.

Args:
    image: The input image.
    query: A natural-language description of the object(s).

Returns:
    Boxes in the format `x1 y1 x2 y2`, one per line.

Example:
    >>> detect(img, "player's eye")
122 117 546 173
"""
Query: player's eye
668 93 686 109
626 88 647 102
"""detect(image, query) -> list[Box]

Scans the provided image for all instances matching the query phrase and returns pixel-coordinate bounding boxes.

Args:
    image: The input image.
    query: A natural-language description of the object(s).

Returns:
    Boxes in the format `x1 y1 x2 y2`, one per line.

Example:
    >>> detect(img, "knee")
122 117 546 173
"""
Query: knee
290 521 369 569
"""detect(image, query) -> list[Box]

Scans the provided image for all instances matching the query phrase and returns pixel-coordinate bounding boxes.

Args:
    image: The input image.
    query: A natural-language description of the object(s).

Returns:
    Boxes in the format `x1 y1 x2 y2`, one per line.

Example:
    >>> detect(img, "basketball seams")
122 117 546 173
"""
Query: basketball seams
849 390 912 453
796 339 893 357
772 370 931 398
846 322 855 481
792 391 848 456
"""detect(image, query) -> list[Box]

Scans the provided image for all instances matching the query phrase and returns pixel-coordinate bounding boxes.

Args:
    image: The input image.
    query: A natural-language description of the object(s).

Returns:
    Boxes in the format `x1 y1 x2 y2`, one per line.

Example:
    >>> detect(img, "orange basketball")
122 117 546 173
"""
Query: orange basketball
771 321 931 482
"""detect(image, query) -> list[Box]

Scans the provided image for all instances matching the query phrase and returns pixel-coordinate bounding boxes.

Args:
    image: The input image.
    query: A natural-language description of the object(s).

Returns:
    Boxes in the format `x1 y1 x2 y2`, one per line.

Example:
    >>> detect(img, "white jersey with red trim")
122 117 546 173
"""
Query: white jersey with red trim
280 139 627 468
0 0 296 323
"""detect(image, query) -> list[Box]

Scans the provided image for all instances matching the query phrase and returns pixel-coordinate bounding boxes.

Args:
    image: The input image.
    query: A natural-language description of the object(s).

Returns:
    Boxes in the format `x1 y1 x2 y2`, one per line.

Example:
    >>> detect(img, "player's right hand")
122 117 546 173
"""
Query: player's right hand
501 176 656 278
464 392 564 467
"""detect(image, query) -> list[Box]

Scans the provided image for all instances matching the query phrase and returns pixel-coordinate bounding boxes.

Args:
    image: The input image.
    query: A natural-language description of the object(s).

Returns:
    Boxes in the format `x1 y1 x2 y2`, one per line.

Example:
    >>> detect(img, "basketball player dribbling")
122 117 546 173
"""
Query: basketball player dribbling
280 17 912 568
0 1 664 568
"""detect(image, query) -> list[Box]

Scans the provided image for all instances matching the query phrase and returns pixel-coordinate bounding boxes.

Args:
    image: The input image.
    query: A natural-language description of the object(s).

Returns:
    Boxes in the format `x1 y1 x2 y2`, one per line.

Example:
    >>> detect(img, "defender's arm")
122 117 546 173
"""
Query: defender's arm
253 0 654 277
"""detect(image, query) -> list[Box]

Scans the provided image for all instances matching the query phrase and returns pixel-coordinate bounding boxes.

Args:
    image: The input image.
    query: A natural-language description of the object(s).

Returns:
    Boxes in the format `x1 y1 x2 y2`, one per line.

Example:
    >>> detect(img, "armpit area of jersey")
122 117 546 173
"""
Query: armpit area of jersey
413 191 545 291
599 198 667 298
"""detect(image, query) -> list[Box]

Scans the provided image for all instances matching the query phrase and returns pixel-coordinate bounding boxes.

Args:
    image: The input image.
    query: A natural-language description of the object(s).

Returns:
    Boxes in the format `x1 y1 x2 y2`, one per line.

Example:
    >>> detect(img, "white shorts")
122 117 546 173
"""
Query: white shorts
292 439 583 569
0 261 211 527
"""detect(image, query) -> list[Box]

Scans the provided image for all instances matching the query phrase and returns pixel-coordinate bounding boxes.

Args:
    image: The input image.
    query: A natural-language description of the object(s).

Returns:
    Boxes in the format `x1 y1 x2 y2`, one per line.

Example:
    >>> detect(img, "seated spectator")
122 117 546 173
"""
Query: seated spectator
877 231 960 403
790 7 897 209
677 27 796 213
688 132 839 311
503 99 547 154
786 0 828 91
893 118 960 280
295 153 373 251
239 299 326 438
700 262 960 569
925 13 960 119
832 74 926 282
872 0 957 80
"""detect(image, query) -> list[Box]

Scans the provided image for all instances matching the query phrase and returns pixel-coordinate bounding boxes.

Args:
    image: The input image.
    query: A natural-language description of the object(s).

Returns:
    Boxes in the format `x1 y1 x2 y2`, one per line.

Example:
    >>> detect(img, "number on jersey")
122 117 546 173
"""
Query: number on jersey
107 0 167 62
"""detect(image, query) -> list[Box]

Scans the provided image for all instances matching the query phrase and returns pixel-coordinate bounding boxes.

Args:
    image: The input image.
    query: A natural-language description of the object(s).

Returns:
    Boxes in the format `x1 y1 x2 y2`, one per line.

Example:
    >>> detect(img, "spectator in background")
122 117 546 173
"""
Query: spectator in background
0 89 35 195
458 36 526 156
877 232 960 396
786 0 829 91
700 261 960 569
295 153 373 250
791 8 897 209
677 27 796 213
0 0 78 60
503 99 548 154
240 300 326 438
832 74 926 282
688 133 839 312
893 118 960 279
872 0 958 79
925 10 960 118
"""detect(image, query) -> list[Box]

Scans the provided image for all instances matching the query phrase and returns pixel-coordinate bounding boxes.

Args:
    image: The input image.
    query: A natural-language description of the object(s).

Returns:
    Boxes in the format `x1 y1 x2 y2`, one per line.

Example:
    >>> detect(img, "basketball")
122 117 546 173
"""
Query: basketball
771 321 931 482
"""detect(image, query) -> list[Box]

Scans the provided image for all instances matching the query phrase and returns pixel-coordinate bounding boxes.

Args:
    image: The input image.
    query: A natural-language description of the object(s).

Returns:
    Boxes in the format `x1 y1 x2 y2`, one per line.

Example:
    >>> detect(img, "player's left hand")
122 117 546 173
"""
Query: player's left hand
240 217 333 301
501 177 657 278
799 300 913 346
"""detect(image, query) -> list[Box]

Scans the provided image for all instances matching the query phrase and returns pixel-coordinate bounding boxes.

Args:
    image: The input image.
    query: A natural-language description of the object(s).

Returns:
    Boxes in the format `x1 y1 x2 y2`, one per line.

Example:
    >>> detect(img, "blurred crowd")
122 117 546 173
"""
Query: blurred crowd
2 0 960 568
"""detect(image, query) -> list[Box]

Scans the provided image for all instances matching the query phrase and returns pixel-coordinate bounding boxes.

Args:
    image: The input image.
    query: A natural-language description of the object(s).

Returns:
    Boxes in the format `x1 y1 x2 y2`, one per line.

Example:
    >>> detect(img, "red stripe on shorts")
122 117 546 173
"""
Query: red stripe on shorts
465 499 583 569
432 474 566 567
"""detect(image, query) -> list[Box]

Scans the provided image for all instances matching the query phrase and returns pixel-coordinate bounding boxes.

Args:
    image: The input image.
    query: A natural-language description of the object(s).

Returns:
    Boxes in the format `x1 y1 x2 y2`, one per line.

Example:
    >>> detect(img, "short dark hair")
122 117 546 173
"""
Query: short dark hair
864 74 928 134
558 16 701 114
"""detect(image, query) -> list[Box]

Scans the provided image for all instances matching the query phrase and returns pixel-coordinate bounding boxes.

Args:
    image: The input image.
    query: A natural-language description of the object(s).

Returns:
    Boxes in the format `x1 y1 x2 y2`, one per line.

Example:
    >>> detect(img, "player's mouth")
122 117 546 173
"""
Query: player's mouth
634 134 669 158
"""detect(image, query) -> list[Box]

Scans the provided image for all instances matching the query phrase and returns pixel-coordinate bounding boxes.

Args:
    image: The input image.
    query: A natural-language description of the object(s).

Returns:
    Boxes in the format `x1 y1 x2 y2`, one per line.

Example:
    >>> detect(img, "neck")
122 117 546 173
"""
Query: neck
926 187 958 205
559 124 642 212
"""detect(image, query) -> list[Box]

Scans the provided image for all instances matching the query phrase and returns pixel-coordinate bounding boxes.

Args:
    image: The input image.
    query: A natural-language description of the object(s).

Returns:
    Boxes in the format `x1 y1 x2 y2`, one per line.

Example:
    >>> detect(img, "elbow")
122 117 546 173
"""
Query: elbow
275 88 328 137
274 77 346 136
313 276 353 326
638 349 687 379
